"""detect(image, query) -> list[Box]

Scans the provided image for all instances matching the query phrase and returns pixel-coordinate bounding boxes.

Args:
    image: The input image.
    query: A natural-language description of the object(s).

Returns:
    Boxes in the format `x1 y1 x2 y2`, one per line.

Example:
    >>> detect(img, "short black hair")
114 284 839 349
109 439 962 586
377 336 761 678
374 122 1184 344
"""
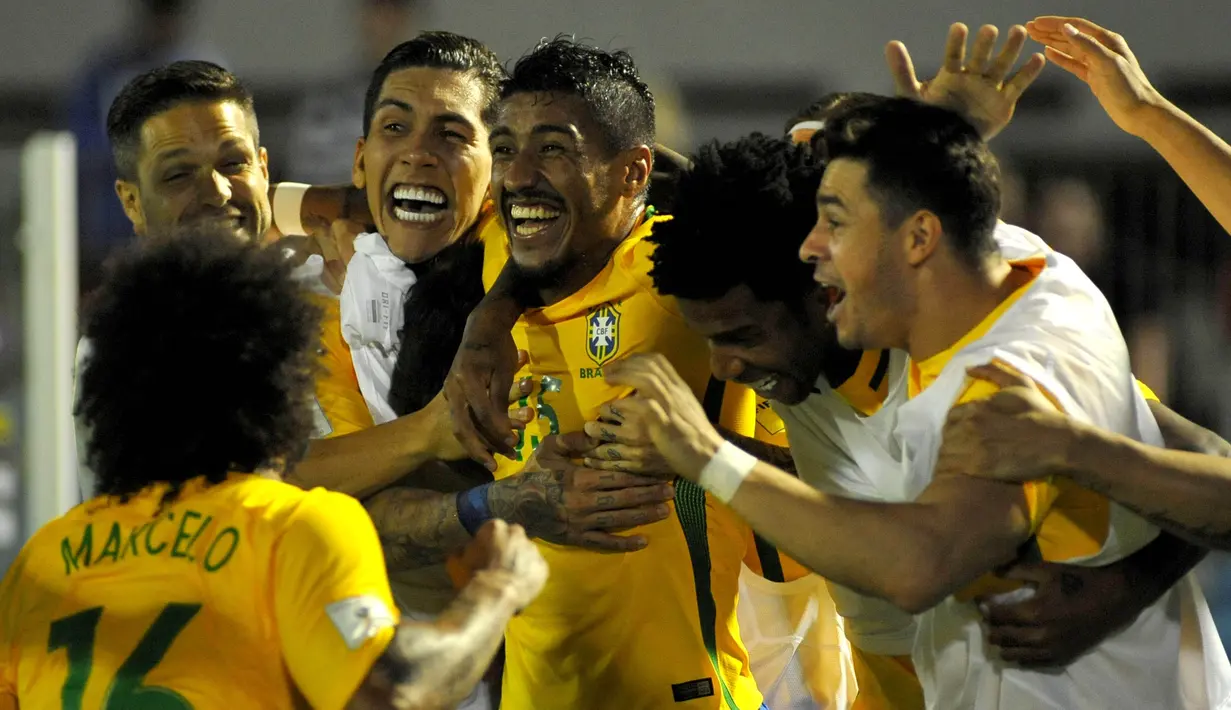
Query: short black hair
816 97 1000 265
77 227 320 504
502 36 655 155
106 60 256 181
649 133 821 307
363 30 506 135
783 92 888 135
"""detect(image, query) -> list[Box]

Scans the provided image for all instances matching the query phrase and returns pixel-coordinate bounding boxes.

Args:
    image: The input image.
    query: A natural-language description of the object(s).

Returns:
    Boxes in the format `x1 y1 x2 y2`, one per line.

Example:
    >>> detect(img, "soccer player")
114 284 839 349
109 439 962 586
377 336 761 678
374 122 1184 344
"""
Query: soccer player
604 99 1231 708
0 228 547 710
434 37 782 709
279 34 673 631
74 59 279 503
627 128 1221 706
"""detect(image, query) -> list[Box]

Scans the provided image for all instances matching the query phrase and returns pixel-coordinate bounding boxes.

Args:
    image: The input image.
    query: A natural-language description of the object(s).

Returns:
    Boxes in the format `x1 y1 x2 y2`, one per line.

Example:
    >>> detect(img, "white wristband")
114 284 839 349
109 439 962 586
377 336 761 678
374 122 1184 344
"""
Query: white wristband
272 182 310 236
698 441 757 504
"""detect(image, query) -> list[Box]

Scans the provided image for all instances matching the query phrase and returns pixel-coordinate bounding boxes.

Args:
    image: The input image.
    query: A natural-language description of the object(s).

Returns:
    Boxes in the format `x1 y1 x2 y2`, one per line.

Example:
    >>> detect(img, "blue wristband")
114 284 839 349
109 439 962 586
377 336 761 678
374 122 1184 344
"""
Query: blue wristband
456 483 494 536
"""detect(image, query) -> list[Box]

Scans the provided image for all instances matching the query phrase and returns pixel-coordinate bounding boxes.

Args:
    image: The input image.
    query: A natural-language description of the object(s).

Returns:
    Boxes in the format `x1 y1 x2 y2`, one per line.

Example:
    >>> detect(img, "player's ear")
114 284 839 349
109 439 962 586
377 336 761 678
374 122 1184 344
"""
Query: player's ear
620 144 653 198
258 146 270 181
903 210 942 267
352 137 367 191
115 179 146 236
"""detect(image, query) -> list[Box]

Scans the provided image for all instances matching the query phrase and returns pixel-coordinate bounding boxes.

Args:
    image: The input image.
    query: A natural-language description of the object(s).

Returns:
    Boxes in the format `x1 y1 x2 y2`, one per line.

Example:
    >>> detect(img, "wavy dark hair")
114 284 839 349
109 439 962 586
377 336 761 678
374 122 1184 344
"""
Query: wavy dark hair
77 227 320 503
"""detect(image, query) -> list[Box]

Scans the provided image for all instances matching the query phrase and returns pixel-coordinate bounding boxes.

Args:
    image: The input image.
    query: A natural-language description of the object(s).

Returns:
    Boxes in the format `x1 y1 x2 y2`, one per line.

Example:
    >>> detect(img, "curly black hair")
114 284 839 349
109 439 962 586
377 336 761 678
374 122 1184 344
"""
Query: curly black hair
648 133 821 308
77 227 321 503
502 36 655 156
817 97 1000 266
364 30 507 134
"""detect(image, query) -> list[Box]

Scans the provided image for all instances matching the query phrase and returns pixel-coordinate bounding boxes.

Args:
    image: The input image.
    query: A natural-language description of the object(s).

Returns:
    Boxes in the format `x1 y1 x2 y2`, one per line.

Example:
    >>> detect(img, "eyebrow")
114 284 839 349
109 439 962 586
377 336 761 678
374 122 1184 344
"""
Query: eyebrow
817 193 845 208
376 99 476 130
375 98 412 113
150 138 249 165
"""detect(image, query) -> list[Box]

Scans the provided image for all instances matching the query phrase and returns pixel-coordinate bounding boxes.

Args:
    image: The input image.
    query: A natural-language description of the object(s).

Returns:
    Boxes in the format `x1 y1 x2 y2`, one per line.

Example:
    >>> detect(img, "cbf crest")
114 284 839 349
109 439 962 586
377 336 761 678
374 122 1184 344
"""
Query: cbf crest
586 303 622 366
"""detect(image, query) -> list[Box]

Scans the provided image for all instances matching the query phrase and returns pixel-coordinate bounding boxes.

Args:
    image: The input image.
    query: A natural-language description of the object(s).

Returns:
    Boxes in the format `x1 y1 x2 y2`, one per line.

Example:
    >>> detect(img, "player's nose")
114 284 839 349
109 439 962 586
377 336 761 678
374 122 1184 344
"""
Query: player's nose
709 348 745 382
799 219 831 265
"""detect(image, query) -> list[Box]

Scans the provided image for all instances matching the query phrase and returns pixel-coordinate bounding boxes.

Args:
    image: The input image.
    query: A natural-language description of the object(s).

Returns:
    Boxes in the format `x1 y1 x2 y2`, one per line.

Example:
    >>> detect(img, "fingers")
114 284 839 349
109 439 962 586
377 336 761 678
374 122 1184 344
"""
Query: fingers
579 502 672 530
985 24 1027 83
547 430 604 458
978 594 1044 626
508 376 533 406
965 361 1034 390
484 353 521 453
597 401 628 423
1059 23 1121 65
582 419 645 446
1003 52 1048 103
885 40 923 98
1042 46 1090 83
574 468 671 491
583 484 675 511
942 22 969 74
445 378 499 471
1032 17 1126 54
967 24 998 75
581 444 660 474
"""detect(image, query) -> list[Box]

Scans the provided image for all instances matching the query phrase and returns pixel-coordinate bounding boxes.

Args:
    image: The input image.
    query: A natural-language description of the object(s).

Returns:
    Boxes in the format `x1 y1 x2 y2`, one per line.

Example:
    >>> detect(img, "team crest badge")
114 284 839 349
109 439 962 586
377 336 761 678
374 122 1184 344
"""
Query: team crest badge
586 304 621 366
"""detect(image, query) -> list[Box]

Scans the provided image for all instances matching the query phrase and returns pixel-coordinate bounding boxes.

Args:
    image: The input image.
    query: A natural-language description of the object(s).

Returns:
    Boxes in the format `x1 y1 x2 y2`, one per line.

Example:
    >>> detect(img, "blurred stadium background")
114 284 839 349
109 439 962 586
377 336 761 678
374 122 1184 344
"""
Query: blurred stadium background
3 0 1230 643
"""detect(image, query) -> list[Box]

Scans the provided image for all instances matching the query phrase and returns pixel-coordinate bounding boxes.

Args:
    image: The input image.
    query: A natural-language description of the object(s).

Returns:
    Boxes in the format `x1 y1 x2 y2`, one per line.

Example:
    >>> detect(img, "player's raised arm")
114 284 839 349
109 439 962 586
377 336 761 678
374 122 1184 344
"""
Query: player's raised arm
943 362 1231 550
1027 16 1231 237
604 354 1036 614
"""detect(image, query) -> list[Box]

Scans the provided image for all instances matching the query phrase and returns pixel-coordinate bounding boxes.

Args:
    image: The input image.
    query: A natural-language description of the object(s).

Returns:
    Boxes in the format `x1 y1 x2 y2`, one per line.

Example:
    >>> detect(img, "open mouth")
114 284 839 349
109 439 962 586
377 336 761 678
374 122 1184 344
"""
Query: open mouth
746 374 780 395
820 283 847 321
507 202 563 238
389 184 448 224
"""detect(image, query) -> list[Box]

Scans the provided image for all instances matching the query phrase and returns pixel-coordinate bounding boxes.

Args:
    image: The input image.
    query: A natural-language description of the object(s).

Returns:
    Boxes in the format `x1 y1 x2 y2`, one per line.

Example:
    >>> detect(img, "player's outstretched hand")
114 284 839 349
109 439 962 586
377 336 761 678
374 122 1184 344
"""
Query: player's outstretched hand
887 22 1046 140
938 362 1071 483
978 559 1142 667
603 354 727 482
459 519 549 610
444 314 525 470
579 400 675 476
488 431 675 553
1026 17 1164 138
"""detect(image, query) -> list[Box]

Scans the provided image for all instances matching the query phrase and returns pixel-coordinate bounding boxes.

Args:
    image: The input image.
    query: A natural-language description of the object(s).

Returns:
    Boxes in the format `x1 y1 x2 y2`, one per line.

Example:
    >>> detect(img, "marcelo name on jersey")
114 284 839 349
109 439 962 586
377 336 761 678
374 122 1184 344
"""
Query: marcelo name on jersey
581 303 621 378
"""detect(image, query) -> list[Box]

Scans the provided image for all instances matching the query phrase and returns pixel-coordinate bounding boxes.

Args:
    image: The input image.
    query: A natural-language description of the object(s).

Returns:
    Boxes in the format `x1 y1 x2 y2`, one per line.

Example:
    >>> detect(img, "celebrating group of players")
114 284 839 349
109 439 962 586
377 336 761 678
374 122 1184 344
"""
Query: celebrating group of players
4 11 1231 710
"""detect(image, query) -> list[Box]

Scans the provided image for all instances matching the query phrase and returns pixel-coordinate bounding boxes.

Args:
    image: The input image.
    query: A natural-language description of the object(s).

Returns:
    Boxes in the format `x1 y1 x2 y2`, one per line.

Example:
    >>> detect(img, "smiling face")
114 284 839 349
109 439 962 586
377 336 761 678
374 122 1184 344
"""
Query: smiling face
116 100 270 240
677 284 833 405
353 66 492 264
799 157 911 352
489 91 642 281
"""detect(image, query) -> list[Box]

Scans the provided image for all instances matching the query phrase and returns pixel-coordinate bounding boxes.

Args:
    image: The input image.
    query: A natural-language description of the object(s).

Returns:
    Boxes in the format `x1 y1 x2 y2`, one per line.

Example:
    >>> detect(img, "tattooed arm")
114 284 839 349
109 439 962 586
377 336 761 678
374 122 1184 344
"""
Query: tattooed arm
348 520 546 710
364 433 675 571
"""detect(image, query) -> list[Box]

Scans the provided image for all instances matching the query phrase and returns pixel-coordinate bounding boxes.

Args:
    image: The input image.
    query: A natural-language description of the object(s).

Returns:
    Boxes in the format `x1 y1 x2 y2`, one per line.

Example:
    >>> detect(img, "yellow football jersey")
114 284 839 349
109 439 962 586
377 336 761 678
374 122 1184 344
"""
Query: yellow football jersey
0 475 397 710
481 214 763 710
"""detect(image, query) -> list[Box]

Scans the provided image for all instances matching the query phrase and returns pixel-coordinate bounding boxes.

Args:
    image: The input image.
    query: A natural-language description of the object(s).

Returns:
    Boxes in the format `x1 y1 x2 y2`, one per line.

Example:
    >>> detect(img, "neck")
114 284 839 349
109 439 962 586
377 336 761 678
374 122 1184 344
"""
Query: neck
906 254 1017 362
536 205 644 306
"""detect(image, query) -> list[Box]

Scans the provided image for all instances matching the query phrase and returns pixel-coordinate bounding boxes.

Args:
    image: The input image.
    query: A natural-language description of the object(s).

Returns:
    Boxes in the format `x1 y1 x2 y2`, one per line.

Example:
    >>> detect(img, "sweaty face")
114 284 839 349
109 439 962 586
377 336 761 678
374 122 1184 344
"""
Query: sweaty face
355 67 492 264
799 158 906 351
677 285 832 406
119 101 270 240
489 92 627 280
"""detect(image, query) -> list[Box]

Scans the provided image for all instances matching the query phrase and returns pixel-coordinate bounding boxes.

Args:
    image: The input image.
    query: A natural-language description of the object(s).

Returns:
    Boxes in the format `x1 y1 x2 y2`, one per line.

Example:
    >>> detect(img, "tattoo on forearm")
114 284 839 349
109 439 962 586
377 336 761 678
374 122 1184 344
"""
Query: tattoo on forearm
363 487 471 571
1079 475 1231 550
